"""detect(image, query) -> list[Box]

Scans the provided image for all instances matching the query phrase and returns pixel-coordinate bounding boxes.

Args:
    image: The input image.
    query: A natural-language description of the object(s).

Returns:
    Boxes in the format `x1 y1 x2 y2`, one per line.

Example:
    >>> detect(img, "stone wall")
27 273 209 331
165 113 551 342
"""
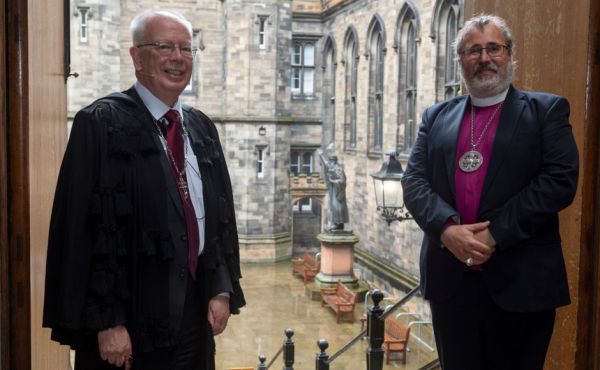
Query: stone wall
315 0 449 288
311 0 458 319
69 0 122 117
68 0 463 319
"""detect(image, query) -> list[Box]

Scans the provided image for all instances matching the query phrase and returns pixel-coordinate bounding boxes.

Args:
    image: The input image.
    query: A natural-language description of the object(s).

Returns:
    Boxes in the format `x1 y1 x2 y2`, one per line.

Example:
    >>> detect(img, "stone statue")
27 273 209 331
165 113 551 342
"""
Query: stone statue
318 147 349 231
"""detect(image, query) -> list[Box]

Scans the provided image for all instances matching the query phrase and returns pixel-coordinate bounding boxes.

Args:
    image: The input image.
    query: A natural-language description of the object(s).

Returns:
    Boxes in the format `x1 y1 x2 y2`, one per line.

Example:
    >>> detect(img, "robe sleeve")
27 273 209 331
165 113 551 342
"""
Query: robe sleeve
196 110 246 314
43 102 130 345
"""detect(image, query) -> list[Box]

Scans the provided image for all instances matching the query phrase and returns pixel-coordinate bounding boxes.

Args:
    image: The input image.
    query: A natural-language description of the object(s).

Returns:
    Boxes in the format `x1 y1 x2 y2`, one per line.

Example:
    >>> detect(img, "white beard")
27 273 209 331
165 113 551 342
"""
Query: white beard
462 60 514 98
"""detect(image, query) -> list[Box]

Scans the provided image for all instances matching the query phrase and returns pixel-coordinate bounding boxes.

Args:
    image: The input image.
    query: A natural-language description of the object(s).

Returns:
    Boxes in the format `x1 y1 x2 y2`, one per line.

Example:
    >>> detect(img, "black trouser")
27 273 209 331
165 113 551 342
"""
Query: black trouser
429 271 555 370
75 274 212 370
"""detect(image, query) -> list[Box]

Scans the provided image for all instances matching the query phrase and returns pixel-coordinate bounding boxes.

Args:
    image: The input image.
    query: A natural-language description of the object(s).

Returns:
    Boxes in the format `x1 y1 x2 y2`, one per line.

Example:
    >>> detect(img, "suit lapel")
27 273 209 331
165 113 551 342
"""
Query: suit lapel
126 88 186 220
442 96 469 197
481 86 526 198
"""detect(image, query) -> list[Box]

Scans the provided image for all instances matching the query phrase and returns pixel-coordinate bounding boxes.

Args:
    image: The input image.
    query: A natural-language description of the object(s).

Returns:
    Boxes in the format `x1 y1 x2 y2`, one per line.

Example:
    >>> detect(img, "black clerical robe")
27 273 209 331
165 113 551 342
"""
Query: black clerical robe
43 88 245 359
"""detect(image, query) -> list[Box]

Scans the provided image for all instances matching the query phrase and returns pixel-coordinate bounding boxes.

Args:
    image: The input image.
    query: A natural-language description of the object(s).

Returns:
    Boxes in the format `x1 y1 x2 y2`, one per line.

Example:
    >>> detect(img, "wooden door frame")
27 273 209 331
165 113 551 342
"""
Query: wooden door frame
2 0 31 368
1 0 9 367
0 1 598 369
579 0 600 367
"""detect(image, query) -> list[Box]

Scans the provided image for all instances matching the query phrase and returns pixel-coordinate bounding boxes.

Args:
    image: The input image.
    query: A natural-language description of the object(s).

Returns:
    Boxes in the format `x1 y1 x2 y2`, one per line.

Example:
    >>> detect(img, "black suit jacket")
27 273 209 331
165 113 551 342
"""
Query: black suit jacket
43 87 245 353
401 86 579 312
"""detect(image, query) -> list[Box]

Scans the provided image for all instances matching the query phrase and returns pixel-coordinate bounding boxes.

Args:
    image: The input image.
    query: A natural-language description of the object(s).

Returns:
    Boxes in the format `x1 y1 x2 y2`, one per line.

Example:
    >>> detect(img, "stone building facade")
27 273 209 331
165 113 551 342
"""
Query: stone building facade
68 0 464 316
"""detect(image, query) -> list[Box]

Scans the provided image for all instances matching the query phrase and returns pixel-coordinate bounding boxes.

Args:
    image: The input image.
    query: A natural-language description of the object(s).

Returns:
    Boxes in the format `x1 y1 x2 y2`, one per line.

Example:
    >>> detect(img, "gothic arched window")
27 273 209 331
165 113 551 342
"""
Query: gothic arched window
343 27 359 151
395 5 419 153
432 0 462 101
322 36 337 146
366 16 386 154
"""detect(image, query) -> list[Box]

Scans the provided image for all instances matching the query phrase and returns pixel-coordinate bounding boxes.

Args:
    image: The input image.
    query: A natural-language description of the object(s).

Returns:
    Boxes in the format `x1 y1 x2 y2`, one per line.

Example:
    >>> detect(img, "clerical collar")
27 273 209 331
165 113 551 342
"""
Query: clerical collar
470 88 509 107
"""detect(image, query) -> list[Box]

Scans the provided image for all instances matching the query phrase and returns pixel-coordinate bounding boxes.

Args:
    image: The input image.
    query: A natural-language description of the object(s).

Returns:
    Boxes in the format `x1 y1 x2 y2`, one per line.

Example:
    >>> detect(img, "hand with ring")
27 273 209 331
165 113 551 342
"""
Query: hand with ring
465 257 474 266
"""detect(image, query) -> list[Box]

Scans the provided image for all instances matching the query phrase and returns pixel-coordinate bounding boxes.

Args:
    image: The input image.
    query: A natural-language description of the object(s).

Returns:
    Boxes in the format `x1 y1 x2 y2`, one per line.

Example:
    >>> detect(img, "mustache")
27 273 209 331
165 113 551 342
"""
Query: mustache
474 62 498 73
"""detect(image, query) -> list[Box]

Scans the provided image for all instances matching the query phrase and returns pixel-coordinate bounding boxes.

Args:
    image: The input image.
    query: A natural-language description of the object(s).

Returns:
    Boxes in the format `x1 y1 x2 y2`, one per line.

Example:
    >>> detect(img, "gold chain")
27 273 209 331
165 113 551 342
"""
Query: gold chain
153 118 189 200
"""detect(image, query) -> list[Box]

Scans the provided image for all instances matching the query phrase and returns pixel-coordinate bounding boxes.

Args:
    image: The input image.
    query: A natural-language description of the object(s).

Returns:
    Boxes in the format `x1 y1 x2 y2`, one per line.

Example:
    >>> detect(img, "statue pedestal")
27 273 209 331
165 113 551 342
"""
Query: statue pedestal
316 231 359 286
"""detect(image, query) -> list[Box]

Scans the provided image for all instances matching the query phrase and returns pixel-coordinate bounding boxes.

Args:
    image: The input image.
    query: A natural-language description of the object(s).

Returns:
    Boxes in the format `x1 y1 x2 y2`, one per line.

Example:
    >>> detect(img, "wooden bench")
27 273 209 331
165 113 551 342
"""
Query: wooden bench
320 281 357 323
291 252 320 285
383 316 411 364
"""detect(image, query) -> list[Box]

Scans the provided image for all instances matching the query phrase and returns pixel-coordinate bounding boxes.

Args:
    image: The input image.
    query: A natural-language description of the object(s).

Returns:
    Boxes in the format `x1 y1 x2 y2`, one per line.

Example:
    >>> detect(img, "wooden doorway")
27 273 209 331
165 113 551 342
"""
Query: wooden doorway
2 0 32 368
2 0 70 368
465 0 600 368
582 0 600 366
1 0 8 367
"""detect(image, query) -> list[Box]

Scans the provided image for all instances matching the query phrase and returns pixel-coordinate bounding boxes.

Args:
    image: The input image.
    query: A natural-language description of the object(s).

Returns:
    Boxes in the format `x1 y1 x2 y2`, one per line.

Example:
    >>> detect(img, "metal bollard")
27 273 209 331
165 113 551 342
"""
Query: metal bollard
258 354 267 370
283 328 295 370
315 339 329 370
366 289 385 370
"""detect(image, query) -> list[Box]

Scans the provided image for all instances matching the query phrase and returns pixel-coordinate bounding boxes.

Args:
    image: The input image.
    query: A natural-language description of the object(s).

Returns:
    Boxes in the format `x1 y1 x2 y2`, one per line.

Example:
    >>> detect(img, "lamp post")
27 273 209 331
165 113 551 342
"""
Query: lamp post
370 151 413 224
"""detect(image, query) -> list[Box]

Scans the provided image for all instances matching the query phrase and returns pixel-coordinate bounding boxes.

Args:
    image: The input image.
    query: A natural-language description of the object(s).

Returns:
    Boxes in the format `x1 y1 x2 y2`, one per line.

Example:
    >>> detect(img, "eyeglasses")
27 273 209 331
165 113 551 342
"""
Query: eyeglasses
460 43 509 60
136 41 197 58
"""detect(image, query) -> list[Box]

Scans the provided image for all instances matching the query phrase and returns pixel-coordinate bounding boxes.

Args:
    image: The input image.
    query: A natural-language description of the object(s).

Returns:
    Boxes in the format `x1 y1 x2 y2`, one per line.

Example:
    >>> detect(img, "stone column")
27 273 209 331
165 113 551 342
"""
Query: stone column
316 231 359 286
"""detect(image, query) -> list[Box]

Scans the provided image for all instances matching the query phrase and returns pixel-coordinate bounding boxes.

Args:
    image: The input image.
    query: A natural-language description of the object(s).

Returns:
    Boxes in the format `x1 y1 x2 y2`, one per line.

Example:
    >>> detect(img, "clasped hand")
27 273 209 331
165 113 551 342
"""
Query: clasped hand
440 221 496 265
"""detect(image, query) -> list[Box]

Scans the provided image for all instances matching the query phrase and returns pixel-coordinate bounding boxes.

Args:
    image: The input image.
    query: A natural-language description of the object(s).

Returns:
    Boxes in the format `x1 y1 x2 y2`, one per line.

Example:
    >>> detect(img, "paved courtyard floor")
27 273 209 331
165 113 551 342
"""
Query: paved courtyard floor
215 261 437 370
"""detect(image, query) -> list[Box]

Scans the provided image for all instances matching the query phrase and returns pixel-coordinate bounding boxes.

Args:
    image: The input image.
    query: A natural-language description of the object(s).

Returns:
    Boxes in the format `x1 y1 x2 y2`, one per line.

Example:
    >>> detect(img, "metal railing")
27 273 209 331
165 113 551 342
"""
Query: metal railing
255 285 425 370
256 328 295 370
395 312 435 352
363 291 402 318
418 358 441 370
407 321 435 352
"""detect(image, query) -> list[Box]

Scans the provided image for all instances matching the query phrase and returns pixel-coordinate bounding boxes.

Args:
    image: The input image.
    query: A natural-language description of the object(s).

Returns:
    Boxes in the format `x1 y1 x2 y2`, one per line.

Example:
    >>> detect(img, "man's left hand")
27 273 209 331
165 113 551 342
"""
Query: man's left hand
208 295 230 335
474 228 497 247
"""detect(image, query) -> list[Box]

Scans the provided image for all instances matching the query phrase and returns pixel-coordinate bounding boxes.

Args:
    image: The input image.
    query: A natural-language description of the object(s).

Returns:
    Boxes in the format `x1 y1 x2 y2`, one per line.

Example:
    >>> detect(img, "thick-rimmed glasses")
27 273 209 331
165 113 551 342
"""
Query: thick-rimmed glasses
136 41 197 58
460 43 509 60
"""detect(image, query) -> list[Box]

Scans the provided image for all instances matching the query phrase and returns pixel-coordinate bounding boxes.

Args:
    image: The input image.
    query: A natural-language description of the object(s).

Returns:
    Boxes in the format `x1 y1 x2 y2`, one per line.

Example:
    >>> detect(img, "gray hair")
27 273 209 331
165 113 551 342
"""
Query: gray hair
130 9 193 44
453 14 514 56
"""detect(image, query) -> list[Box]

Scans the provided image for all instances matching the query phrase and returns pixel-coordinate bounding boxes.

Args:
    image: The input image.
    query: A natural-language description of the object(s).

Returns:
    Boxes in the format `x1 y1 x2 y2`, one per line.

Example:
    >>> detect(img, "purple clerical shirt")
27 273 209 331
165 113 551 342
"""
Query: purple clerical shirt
453 101 504 270
454 101 504 225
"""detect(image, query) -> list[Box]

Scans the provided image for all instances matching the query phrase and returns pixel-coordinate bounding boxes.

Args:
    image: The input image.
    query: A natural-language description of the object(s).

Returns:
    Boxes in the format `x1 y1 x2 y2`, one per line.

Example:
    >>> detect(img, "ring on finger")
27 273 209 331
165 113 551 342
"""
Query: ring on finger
465 257 474 266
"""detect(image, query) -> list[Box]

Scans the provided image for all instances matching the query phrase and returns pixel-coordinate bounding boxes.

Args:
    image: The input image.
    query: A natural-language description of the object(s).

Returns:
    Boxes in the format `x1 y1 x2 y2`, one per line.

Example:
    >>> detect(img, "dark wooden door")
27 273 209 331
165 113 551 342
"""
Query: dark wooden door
4 0 70 368
464 1 600 368
3 0 32 368
0 0 8 366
